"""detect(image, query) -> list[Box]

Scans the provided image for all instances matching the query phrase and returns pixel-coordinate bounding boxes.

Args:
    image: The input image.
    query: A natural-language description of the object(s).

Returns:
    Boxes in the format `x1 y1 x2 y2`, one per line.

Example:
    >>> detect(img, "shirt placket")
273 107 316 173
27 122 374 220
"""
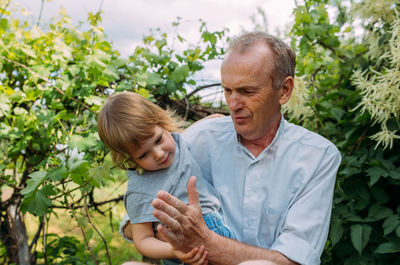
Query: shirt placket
242 160 261 245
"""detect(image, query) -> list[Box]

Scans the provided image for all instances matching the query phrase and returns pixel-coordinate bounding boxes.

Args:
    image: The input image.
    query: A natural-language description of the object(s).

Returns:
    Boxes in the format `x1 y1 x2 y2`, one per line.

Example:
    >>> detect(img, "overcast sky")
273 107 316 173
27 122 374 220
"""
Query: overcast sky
13 0 295 57
11 0 296 101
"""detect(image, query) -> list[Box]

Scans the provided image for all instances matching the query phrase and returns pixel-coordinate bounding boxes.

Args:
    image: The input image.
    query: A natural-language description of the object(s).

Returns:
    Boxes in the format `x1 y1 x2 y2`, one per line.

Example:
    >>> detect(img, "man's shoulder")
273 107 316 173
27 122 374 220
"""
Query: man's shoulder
184 115 233 138
282 119 339 153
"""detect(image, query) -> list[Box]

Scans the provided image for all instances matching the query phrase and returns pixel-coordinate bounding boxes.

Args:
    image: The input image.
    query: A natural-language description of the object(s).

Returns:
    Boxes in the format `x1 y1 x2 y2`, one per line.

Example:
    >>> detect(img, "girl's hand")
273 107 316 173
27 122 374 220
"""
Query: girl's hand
174 245 208 265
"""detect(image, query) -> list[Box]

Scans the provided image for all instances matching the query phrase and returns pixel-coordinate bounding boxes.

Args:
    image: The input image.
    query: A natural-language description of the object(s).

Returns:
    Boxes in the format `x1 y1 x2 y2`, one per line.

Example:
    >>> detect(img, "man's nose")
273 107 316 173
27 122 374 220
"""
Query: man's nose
228 92 243 111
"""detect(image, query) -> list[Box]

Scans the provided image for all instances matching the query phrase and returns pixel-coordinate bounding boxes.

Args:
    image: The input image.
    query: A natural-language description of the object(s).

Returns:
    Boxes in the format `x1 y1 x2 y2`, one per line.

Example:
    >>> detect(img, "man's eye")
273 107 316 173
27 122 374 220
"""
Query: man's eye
242 89 254 95
224 88 232 93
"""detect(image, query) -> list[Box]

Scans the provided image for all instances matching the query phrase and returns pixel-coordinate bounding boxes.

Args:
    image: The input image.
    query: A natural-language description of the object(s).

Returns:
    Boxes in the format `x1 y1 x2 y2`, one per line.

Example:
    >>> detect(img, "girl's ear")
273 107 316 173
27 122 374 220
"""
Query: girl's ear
279 76 294 105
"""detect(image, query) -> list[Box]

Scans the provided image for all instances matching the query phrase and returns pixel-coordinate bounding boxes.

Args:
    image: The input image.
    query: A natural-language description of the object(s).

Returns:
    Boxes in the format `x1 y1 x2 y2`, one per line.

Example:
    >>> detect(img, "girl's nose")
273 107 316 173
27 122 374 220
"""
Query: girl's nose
154 147 164 160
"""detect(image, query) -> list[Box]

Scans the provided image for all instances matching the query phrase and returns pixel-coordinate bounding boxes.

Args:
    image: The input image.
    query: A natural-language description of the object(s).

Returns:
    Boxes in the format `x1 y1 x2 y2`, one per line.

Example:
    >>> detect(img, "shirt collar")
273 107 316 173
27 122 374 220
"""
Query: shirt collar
236 113 286 160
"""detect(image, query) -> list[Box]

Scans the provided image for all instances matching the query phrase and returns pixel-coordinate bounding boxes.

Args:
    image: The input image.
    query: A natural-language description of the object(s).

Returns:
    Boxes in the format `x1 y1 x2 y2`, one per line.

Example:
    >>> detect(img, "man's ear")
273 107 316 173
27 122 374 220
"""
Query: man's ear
279 76 294 105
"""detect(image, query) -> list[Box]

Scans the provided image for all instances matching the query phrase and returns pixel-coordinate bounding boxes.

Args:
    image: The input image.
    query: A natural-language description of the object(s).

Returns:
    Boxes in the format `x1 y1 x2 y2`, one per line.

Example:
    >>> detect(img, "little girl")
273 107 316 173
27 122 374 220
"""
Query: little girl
97 92 235 265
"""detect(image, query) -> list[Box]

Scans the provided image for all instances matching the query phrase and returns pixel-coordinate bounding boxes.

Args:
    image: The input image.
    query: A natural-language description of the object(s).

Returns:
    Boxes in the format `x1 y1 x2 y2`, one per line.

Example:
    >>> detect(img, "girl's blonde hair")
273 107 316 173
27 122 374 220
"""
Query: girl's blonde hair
97 91 183 169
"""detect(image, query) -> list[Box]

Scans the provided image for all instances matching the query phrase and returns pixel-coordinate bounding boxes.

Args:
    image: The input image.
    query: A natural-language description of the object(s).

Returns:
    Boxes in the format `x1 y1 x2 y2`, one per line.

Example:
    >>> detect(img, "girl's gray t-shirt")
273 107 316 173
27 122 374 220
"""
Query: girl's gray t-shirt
124 133 221 225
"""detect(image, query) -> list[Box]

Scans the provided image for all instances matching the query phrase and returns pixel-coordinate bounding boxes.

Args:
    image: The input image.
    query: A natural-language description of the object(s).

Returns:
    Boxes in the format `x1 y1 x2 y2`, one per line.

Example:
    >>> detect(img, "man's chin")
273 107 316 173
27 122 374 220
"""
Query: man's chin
234 126 251 139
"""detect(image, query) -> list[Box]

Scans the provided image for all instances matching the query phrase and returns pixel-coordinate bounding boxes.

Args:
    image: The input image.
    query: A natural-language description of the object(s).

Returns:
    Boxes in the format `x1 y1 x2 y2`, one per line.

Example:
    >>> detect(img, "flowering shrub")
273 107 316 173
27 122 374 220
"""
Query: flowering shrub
288 0 400 263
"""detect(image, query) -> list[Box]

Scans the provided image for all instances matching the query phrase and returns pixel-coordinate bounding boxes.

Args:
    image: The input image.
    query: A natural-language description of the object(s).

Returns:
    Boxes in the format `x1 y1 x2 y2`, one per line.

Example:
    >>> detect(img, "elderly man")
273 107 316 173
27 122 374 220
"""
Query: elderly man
122 32 341 265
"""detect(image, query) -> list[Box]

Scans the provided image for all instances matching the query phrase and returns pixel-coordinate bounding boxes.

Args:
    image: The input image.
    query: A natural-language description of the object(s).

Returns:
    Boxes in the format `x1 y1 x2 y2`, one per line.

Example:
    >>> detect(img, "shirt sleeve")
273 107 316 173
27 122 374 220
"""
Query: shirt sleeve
270 145 341 265
119 191 158 243
119 213 134 243
125 192 158 224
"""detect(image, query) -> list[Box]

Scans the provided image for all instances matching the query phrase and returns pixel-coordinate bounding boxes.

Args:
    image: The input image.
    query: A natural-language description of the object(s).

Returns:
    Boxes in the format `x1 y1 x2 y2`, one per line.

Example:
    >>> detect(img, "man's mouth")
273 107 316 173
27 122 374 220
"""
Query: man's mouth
233 115 248 123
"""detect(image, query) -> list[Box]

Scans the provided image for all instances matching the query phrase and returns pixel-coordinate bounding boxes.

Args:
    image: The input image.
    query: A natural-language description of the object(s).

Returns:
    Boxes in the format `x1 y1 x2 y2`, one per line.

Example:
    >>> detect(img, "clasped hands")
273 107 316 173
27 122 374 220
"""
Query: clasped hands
152 176 214 264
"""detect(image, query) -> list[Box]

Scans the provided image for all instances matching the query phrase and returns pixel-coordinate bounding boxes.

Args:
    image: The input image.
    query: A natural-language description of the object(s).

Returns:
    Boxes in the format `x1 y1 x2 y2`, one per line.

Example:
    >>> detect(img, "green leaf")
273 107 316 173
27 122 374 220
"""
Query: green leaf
202 31 217 45
389 170 400 180
70 161 89 184
21 171 47 196
340 167 360 177
70 160 89 174
383 215 400 236
343 255 369 265
20 45 37 58
89 161 112 187
69 134 97 151
366 166 389 186
368 204 393 221
20 186 56 216
103 66 120 80
50 101 64 110
170 65 189 83
136 72 163 87
47 166 68 181
371 185 390 204
14 107 28 115
351 224 372 255
396 226 400 238
0 95 10 117
85 95 104 107
369 174 381 186
374 241 400 254
330 108 344 121
137 88 150 98
366 166 389 178
330 218 344 246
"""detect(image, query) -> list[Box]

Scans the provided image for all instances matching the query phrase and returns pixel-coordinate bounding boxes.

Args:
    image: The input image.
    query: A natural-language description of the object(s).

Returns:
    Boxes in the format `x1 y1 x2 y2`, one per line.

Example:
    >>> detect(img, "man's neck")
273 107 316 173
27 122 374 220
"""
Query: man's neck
240 116 281 158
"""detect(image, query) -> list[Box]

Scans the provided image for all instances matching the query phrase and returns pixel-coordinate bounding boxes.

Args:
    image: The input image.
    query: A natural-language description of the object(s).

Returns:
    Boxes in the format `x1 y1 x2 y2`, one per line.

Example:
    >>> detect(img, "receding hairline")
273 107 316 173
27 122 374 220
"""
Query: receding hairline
223 31 296 89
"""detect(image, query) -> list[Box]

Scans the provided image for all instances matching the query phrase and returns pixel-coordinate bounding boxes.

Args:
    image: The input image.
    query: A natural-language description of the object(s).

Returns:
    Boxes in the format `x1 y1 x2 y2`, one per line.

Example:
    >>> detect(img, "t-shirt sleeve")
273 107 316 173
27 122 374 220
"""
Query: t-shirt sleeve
119 213 133 243
125 191 158 225
270 145 342 265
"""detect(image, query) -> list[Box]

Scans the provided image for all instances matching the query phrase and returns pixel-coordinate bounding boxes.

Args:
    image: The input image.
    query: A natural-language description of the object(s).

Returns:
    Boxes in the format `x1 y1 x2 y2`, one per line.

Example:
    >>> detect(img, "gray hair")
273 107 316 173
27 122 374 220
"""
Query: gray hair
228 31 296 90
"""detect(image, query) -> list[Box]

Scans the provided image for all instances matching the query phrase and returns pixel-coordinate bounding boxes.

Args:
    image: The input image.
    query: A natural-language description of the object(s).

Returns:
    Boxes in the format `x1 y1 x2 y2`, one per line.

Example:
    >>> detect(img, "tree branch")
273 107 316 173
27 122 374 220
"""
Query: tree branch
187 82 221 98
36 0 44 27
84 203 112 265
0 179 23 191
51 195 123 210
42 215 49 265
29 218 44 252
80 226 99 265
0 0 11 19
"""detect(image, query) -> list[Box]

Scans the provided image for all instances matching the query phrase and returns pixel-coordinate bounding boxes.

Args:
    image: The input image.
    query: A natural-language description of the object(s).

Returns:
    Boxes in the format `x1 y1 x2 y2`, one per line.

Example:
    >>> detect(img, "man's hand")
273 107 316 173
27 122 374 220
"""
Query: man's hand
152 176 213 252
174 246 208 265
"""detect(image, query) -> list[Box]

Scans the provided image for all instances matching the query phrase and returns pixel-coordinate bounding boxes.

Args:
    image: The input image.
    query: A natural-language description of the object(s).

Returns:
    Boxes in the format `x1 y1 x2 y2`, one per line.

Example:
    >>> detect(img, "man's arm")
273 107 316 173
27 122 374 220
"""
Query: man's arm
269 145 341 264
152 176 298 265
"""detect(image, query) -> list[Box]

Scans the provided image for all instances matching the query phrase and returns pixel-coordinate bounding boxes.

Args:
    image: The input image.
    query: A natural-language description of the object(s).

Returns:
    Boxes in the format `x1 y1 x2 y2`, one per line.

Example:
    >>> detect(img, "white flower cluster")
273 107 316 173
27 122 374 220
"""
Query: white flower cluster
282 75 313 122
352 0 397 24
56 145 85 167
352 15 400 150
352 0 397 63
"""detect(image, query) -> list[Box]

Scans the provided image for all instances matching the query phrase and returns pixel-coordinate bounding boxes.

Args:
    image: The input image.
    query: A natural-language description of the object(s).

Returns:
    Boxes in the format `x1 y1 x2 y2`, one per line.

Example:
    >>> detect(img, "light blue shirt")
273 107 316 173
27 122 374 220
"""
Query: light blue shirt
182 116 341 265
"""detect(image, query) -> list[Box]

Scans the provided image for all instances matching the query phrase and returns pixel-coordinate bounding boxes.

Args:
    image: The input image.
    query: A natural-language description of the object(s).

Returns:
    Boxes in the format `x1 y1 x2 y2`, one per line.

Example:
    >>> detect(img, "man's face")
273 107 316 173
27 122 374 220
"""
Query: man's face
221 43 283 141
128 126 175 171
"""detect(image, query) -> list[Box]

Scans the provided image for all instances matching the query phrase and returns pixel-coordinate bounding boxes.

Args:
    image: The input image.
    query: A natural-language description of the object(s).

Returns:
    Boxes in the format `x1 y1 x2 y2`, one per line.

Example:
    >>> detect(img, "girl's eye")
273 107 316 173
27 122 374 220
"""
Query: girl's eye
155 134 163 144
138 152 147 159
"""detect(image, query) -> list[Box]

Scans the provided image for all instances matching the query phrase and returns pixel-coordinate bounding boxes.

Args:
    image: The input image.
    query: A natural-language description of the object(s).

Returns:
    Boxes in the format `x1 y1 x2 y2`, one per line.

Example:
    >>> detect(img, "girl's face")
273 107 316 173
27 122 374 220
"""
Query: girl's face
128 126 175 171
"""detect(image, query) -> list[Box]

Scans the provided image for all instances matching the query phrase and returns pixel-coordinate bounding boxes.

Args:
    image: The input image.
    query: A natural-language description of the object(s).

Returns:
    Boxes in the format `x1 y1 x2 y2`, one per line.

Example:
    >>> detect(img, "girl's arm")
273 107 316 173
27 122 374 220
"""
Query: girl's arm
131 222 175 259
